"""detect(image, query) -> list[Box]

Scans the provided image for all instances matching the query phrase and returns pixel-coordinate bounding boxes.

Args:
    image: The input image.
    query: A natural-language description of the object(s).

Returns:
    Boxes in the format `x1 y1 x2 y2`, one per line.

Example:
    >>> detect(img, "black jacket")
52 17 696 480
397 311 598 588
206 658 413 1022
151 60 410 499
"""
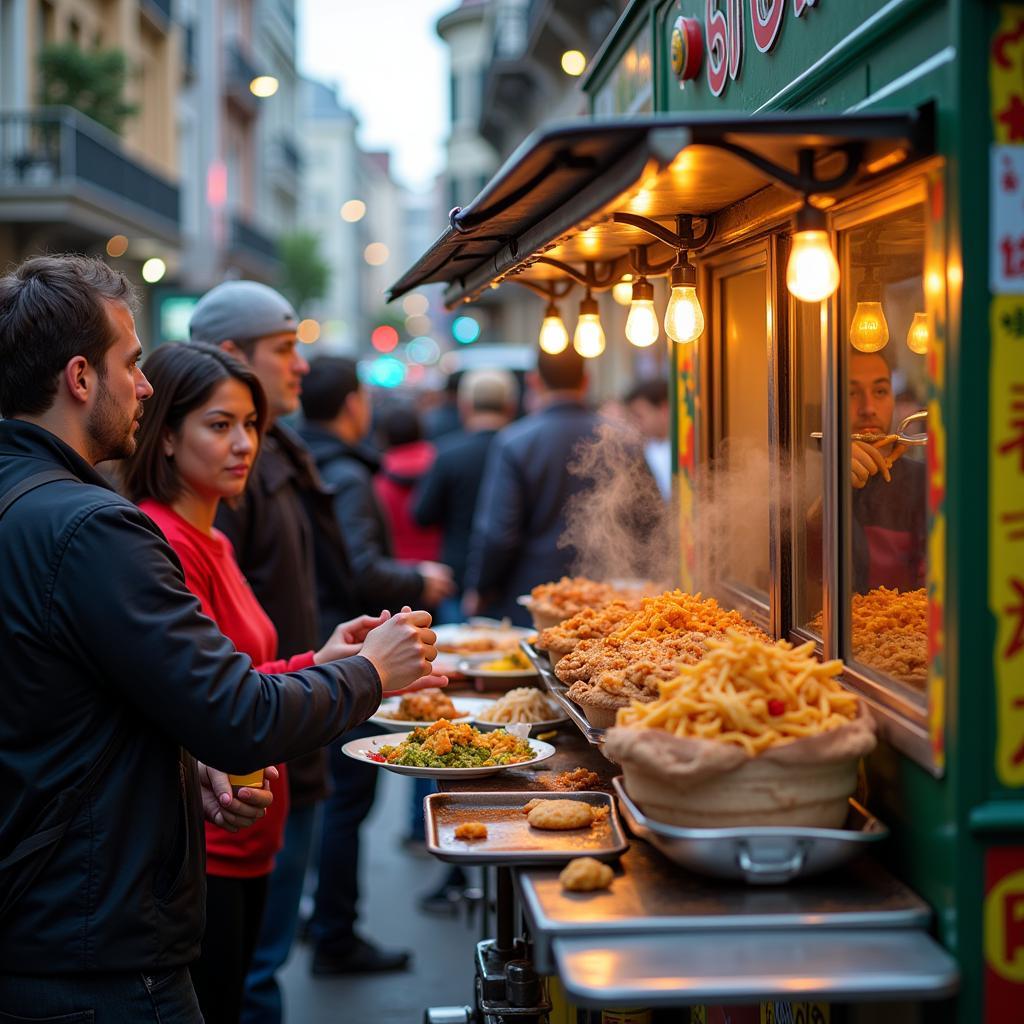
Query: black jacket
216 421 361 805
0 420 381 974
464 400 600 623
298 424 424 612
413 428 498 590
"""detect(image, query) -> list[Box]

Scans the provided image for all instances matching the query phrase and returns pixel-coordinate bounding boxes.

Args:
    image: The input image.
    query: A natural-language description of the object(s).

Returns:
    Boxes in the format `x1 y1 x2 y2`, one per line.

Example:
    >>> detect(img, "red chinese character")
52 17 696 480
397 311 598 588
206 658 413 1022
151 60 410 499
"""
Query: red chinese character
1004 577 1024 660
999 94 1024 142
998 385 1024 470
1001 235 1024 278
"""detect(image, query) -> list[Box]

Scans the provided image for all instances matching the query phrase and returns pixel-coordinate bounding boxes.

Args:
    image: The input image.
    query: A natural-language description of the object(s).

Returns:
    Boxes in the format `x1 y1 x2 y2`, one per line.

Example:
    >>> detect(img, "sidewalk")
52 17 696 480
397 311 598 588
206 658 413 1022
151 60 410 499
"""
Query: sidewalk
280 771 480 1022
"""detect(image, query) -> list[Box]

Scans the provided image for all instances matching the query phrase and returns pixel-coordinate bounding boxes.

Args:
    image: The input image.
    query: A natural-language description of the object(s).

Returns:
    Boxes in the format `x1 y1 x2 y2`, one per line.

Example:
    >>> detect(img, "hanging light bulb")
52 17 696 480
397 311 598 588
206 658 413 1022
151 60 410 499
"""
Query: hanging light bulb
906 312 930 354
849 267 889 353
573 292 605 358
625 277 659 347
664 251 704 344
612 274 634 306
786 203 840 303
538 301 569 354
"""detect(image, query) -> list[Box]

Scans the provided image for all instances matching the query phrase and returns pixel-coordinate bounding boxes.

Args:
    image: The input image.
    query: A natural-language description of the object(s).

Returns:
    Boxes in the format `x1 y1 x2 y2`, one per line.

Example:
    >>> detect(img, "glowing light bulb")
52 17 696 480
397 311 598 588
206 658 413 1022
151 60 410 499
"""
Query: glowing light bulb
561 50 586 76
849 301 890 352
249 76 279 98
538 304 569 354
787 230 840 302
625 277 659 347
665 286 704 344
572 294 604 358
906 312 930 354
612 275 634 306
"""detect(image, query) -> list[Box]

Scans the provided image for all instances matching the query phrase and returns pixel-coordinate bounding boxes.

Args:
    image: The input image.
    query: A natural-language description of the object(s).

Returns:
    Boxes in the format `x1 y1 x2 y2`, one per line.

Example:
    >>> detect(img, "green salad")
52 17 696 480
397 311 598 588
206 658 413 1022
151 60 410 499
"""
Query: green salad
378 721 534 769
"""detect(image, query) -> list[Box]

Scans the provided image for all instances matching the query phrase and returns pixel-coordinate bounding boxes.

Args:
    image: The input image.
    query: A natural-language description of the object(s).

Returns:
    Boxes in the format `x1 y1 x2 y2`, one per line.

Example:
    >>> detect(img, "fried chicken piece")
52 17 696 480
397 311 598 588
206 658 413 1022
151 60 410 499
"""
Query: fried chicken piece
559 857 614 892
536 600 639 655
394 689 458 721
553 768 600 791
530 577 654 623
454 822 488 841
527 799 595 830
522 798 543 815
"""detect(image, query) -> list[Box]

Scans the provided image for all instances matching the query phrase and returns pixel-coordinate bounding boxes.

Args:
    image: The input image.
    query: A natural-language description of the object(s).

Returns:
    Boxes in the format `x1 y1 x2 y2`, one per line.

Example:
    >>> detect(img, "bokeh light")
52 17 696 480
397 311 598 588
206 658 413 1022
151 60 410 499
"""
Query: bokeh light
402 293 429 316
561 50 586 76
371 324 399 353
141 258 166 284
364 242 390 266
407 336 441 365
404 314 431 336
106 234 128 258
452 315 481 344
340 200 366 222
249 76 279 98
297 318 320 344
367 356 406 388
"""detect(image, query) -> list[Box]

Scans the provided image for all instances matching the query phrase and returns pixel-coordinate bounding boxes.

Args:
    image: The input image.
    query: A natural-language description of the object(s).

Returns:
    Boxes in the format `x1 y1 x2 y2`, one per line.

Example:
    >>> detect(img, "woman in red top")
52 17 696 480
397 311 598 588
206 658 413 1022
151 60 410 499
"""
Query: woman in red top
122 343 383 1024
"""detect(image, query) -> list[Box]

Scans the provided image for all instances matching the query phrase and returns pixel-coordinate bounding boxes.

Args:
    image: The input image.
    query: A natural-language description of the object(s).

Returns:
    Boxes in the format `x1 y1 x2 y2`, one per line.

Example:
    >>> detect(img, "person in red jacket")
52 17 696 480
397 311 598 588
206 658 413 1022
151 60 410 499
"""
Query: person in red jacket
121 343 419 1024
374 403 442 563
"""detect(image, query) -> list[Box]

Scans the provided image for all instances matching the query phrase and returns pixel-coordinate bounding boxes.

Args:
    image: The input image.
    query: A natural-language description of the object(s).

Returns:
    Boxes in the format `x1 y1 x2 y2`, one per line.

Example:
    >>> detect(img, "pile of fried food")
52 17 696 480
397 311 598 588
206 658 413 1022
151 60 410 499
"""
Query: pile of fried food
810 586 927 689
615 630 861 756
527 576 651 625
379 688 463 722
539 588 770 725
377 720 534 769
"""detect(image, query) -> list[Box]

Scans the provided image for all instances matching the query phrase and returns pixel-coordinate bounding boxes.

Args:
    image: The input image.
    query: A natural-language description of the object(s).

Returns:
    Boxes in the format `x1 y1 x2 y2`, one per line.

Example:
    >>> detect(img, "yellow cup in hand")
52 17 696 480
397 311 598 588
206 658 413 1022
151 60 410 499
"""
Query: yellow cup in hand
227 769 264 795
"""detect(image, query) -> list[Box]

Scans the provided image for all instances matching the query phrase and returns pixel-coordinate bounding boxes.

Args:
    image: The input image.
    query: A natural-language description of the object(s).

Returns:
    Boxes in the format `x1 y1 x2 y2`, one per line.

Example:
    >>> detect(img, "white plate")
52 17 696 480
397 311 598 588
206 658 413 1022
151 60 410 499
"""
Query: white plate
472 714 568 735
341 731 556 779
457 659 538 679
369 695 496 733
434 622 535 672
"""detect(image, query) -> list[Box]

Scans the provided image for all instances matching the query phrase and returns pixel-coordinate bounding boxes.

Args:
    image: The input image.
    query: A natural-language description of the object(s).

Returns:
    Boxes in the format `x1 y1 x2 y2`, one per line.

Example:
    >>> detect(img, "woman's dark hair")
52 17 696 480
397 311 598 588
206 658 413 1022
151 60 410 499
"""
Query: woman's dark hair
122 342 268 504
0 253 138 418
378 402 423 448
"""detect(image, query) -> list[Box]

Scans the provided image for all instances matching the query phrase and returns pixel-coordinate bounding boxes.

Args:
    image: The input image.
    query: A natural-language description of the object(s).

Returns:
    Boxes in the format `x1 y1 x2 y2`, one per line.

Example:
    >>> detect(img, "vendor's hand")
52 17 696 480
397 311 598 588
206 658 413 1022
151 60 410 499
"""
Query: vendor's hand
313 611 390 664
198 762 277 833
360 607 438 693
418 561 456 606
850 439 892 489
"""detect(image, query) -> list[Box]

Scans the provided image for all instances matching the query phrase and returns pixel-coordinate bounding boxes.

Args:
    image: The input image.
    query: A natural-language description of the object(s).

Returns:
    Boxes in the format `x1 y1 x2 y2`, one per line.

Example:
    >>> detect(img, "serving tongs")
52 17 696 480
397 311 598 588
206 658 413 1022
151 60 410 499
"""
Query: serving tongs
811 410 928 448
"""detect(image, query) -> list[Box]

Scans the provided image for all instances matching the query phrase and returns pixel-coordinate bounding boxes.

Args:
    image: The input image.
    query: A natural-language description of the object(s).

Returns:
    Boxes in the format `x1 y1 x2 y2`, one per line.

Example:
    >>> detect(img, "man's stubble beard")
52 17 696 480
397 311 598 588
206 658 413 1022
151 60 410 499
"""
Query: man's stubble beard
88 375 142 462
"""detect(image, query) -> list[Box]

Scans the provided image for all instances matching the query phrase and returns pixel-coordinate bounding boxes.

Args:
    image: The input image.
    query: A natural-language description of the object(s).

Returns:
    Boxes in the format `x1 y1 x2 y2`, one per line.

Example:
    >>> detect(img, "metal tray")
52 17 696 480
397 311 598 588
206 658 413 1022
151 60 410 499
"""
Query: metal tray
519 641 608 749
424 790 629 865
612 776 887 885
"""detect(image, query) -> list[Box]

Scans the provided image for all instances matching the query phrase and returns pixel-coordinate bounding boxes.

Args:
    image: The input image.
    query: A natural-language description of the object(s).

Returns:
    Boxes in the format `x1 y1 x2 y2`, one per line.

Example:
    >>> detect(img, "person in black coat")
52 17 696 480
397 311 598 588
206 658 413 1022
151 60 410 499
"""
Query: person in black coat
0 255 440 1022
464 348 601 624
413 368 518 622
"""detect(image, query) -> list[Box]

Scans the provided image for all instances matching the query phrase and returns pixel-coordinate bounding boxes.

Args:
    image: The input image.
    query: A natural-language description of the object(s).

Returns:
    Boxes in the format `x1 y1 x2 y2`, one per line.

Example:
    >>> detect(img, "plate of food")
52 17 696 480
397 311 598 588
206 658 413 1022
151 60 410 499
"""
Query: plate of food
434 621 535 673
457 650 538 679
369 689 494 733
341 719 556 778
473 686 568 734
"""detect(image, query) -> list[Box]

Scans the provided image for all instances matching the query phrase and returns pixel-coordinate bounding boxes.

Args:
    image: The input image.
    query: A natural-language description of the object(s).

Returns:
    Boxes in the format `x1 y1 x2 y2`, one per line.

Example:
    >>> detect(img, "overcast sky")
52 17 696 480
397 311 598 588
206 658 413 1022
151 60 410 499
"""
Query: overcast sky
298 0 454 193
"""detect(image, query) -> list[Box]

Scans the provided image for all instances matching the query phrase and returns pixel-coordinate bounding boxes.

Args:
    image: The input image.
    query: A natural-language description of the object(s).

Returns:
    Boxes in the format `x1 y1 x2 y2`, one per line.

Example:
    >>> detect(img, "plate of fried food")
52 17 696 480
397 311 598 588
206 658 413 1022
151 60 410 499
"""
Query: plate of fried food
370 689 494 733
342 719 556 778
472 686 567 734
434 620 535 674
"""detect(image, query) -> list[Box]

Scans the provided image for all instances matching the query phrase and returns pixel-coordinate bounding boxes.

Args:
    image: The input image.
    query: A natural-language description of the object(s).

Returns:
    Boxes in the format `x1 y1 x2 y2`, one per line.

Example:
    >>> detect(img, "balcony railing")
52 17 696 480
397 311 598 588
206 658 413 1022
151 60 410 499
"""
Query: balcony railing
230 213 279 265
0 107 179 231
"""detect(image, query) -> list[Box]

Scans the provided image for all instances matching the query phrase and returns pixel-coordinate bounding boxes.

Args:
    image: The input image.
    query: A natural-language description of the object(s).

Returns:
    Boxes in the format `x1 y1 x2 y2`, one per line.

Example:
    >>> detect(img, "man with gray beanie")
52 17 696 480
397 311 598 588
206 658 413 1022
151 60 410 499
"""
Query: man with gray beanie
188 281 412 1022
414 368 518 622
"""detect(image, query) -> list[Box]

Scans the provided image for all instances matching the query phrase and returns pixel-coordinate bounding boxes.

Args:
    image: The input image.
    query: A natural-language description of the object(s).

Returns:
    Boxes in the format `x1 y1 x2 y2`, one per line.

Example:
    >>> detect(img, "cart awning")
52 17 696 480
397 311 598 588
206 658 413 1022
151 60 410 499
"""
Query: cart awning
388 110 931 308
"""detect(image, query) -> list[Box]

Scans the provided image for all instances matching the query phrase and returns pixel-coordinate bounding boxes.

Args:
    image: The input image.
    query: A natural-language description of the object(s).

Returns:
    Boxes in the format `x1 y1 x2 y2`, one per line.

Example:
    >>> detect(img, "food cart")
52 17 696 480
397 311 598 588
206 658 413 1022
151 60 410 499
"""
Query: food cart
388 3 1024 1021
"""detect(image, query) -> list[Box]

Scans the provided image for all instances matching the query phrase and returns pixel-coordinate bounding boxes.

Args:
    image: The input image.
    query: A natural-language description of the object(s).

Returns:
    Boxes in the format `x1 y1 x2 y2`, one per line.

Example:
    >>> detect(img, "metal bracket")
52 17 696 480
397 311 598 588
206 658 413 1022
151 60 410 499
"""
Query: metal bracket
611 212 716 252
701 141 865 198
507 276 574 301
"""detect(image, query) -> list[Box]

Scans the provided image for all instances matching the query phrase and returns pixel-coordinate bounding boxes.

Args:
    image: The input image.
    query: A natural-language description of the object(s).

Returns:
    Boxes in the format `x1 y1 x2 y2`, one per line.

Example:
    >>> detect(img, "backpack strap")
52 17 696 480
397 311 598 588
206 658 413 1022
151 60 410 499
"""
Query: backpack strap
0 468 78 520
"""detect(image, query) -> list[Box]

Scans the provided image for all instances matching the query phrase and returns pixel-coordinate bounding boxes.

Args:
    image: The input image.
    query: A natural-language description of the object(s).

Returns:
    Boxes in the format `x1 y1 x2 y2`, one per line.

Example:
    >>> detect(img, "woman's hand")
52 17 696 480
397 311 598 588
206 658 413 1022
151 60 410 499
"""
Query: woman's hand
198 762 277 833
359 607 439 693
313 611 391 664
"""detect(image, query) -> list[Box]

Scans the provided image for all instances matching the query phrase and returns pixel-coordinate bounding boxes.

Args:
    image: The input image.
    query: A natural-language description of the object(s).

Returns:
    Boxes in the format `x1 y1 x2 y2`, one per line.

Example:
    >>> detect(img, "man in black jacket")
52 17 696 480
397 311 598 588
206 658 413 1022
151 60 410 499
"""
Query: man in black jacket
0 255 440 1021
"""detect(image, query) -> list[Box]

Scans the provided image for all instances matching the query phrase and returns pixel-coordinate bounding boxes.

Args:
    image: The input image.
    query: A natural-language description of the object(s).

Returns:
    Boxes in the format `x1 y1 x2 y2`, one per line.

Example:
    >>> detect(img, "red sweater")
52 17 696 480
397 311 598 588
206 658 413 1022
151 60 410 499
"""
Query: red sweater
375 440 442 561
141 501 315 878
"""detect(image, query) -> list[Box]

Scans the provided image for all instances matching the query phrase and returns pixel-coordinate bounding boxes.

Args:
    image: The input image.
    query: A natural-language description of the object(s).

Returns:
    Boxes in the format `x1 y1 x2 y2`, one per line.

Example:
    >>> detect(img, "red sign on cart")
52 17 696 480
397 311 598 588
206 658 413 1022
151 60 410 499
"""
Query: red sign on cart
984 847 1024 1021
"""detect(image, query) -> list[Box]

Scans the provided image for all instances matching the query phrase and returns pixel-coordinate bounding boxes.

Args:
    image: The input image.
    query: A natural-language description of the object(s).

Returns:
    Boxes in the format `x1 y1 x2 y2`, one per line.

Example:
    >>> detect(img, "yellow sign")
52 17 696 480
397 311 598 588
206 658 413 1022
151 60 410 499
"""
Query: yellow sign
985 866 1024 982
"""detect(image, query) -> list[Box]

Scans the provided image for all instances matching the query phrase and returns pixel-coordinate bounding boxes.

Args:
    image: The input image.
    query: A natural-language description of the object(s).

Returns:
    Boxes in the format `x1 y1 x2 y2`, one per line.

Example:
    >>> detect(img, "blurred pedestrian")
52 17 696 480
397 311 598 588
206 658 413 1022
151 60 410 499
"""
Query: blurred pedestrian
297 356 455 975
0 254 437 1023
374 403 443 564
123 343 398 1023
624 378 672 500
463 348 600 624
187 281 429 1023
414 368 518 624
422 370 463 440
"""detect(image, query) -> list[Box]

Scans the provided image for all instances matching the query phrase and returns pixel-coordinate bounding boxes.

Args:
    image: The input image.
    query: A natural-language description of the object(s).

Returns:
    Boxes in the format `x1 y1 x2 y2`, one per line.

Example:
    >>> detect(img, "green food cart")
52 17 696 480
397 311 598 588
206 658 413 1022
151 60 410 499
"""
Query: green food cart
393 3 1024 1021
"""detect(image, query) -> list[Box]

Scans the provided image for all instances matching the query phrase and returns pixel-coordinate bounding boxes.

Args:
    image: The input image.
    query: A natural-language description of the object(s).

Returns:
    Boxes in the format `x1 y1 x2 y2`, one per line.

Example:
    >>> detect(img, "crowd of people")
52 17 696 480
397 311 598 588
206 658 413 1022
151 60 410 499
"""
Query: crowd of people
0 253 670 1024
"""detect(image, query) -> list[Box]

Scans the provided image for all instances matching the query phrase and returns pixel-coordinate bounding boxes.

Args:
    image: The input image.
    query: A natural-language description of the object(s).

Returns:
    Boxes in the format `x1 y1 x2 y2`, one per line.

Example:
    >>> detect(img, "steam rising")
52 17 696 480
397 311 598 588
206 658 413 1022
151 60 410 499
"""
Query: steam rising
558 423 677 586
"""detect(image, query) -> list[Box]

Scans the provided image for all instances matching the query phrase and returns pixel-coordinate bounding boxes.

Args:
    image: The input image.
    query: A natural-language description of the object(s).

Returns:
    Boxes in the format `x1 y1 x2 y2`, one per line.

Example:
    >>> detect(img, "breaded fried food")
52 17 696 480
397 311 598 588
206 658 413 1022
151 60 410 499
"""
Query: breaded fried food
559 857 614 892
550 767 601 791
454 821 488 840
386 688 458 722
536 600 639 656
529 577 651 624
522 798 543 815
527 799 596 831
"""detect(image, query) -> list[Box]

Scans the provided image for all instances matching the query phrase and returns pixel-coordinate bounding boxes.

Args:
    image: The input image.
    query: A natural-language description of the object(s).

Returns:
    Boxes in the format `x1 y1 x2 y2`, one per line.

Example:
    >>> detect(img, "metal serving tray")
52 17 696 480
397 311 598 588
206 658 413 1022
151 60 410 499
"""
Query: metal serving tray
519 641 607 748
613 776 887 885
424 790 628 865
